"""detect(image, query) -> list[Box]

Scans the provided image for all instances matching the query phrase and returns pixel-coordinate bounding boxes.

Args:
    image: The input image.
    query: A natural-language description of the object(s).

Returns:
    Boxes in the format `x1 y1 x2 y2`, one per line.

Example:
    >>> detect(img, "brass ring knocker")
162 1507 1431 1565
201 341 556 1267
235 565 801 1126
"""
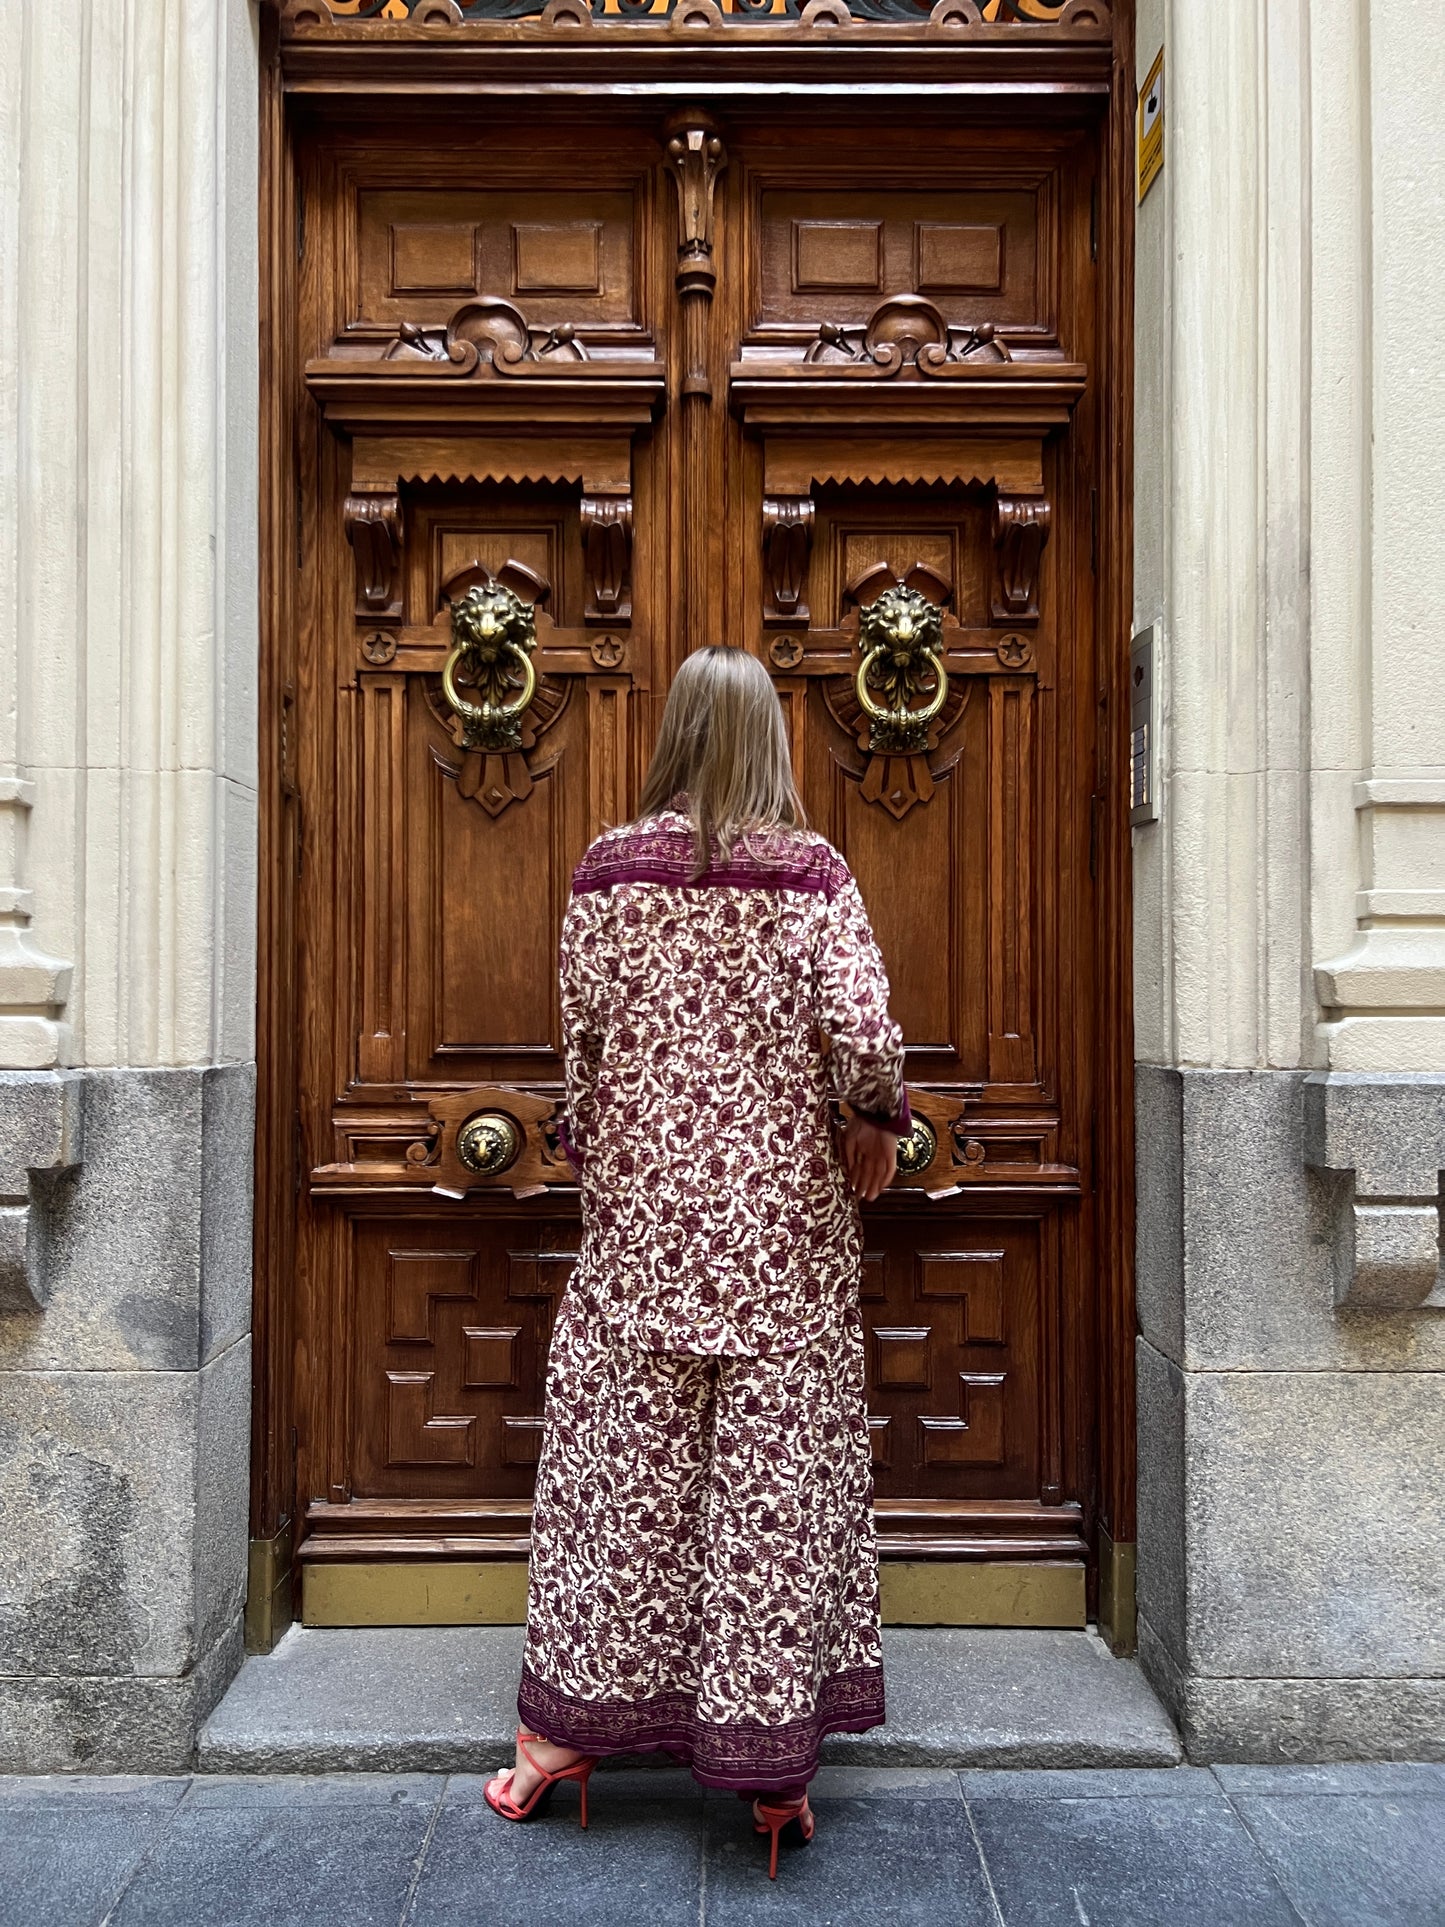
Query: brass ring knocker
440 579 539 754
855 643 949 737
442 639 537 735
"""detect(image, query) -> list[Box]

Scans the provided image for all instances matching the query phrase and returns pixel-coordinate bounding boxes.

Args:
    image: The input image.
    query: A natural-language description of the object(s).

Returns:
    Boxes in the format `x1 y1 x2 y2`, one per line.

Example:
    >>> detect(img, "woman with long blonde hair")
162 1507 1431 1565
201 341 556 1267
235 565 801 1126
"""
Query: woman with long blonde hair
485 646 908 1875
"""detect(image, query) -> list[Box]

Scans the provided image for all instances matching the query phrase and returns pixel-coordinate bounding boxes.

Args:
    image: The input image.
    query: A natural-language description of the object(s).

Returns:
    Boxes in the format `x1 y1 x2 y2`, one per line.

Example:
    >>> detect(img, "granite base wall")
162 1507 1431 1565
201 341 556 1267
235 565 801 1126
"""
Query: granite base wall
1135 1067 1445 1762
0 1067 254 1771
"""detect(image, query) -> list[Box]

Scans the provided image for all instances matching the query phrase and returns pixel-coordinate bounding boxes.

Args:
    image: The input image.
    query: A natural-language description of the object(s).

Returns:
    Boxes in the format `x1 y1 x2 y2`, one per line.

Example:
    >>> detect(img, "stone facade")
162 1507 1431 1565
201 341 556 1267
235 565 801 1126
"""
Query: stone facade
1135 1069 1445 1761
1 0 1443 1772
0 1068 254 1771
1132 0 1445 1760
0 0 259 1771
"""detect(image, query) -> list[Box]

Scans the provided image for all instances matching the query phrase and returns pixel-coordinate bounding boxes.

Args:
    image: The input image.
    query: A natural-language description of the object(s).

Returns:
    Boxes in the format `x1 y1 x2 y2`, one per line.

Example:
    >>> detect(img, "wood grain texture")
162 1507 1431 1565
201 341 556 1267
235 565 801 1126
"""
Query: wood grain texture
255 36 1137 1633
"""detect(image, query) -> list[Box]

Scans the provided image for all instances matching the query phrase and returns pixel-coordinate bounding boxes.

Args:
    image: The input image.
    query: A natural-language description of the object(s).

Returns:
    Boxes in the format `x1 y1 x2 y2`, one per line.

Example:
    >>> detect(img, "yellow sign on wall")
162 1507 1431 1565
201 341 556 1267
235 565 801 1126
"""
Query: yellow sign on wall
1138 46 1165 203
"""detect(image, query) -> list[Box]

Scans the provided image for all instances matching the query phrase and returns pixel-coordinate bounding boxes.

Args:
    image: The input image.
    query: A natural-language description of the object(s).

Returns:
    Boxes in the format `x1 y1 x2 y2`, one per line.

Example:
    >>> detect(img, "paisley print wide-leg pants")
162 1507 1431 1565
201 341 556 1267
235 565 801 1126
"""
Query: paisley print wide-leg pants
517 1288 885 1790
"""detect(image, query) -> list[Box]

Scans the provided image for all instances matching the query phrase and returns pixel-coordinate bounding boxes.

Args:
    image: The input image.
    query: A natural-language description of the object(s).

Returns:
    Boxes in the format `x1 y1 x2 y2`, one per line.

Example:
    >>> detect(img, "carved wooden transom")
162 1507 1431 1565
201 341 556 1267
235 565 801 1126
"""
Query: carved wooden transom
312 0 1099 21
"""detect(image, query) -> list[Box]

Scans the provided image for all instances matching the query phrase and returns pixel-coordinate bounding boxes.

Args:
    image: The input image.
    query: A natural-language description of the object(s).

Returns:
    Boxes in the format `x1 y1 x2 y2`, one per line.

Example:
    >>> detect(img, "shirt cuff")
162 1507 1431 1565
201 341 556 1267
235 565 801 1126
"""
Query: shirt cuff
556 1115 585 1174
853 1088 912 1136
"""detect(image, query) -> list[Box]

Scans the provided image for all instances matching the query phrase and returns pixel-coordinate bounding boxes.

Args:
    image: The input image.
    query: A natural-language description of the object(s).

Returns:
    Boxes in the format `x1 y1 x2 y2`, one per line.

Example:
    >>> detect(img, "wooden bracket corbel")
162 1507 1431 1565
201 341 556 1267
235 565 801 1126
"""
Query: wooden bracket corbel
992 492 1051 623
344 487 404 622
762 495 815 626
580 494 634 624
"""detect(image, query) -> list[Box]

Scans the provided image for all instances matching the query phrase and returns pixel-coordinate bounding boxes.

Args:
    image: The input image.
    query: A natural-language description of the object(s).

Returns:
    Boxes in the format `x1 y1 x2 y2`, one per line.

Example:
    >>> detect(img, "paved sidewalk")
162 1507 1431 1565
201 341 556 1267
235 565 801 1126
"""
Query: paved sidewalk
5 1763 1444 1926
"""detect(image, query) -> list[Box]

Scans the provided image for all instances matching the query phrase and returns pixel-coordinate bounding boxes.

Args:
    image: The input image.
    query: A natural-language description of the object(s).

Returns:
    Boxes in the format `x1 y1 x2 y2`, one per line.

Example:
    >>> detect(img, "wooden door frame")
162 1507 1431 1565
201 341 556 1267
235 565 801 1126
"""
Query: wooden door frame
249 0 1137 1653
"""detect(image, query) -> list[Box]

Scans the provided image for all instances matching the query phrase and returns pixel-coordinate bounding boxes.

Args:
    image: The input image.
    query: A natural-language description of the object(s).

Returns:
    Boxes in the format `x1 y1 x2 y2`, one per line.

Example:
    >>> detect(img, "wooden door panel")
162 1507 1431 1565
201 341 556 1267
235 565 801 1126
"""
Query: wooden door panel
861 1212 1050 1503
290 102 1106 1602
789 490 1047 1093
351 1212 579 1500
752 187 1046 337
354 187 646 335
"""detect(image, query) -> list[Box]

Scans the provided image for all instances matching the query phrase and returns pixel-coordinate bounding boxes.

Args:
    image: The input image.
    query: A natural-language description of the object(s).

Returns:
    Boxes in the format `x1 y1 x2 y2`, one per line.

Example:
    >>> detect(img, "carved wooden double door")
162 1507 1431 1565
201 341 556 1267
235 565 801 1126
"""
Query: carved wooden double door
290 98 1107 1620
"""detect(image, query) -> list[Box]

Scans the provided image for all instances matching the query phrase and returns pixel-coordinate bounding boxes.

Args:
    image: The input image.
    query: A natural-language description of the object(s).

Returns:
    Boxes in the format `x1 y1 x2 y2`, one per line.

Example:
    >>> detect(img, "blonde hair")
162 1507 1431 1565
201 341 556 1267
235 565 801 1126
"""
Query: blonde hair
636 646 806 869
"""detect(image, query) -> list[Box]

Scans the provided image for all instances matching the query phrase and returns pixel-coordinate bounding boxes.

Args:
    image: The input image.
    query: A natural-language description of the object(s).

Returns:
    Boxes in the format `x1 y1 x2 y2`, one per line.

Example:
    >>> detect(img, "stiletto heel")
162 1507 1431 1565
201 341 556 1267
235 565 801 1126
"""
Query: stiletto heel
753 1793 815 1879
484 1728 598 1827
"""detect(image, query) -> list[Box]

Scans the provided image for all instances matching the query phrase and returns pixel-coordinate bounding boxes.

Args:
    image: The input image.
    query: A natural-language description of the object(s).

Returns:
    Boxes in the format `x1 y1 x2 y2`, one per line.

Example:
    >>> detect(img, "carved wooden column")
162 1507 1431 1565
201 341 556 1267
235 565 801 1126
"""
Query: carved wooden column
664 111 726 654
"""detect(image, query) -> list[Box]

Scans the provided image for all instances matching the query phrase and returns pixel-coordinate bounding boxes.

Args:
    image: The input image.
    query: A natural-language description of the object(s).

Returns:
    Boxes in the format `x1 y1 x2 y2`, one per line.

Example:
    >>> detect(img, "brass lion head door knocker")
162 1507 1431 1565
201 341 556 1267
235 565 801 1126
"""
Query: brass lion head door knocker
442 576 539 754
429 560 569 818
822 561 969 820
855 579 949 753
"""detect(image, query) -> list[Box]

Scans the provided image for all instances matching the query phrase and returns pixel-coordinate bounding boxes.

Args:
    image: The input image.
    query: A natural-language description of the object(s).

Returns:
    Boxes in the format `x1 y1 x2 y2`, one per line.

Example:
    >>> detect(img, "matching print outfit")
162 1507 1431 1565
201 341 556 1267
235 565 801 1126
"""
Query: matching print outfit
519 810 907 1788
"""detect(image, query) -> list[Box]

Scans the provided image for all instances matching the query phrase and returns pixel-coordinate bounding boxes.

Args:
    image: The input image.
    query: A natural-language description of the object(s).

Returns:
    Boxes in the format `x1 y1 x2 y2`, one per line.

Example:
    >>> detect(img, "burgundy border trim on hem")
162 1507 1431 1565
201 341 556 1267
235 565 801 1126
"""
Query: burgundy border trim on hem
517 1662 885 1791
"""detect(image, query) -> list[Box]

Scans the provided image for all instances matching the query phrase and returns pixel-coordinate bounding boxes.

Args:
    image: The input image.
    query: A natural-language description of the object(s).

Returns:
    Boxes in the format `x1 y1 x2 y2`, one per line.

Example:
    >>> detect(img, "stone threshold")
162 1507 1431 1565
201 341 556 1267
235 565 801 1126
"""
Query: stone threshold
197 1624 1182 1774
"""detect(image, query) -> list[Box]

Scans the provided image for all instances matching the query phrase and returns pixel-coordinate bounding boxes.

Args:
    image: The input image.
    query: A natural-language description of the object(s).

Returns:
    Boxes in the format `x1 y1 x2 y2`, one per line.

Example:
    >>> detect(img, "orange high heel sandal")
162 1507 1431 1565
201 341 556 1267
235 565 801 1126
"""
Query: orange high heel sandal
753 1793 816 1879
483 1729 598 1827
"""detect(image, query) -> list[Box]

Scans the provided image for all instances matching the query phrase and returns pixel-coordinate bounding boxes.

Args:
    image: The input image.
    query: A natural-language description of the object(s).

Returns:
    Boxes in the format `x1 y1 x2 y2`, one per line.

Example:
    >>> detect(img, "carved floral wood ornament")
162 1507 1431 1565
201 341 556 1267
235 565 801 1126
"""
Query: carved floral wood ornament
291 0 1105 24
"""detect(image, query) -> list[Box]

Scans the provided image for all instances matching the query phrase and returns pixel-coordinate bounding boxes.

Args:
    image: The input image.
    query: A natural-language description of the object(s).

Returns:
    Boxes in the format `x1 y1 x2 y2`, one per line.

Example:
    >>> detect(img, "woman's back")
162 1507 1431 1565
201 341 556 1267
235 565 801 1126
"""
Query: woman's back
560 807 906 1358
497 646 899 1836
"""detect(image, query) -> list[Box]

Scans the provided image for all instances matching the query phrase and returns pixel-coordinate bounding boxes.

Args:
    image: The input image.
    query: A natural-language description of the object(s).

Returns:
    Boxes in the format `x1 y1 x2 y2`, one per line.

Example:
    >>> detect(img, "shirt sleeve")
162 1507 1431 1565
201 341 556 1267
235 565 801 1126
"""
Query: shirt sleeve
558 890 605 1172
813 873 910 1134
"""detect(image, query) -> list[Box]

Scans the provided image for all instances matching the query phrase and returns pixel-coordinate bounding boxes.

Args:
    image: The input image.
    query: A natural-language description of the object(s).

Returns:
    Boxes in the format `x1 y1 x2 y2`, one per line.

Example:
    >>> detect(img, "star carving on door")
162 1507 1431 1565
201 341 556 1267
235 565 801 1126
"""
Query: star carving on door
823 561 972 821
423 560 572 818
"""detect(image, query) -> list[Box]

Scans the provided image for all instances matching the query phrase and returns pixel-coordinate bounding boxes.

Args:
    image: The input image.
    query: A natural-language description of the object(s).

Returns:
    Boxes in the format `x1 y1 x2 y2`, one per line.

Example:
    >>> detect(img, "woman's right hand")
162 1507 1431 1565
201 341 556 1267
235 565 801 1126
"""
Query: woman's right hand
841 1114 898 1203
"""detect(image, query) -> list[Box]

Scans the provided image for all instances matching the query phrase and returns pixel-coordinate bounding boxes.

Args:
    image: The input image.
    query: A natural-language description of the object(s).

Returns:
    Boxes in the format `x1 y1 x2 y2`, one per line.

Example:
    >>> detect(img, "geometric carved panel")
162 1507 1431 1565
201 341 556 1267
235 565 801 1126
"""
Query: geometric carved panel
502 1415 545 1468
874 1325 932 1390
793 219 883 293
386 1370 475 1467
388 1249 477 1341
507 1249 577 1302
915 221 1003 293
513 221 601 294
918 1251 1006 1345
462 1326 521 1389
919 1373 1006 1467
391 222 477 296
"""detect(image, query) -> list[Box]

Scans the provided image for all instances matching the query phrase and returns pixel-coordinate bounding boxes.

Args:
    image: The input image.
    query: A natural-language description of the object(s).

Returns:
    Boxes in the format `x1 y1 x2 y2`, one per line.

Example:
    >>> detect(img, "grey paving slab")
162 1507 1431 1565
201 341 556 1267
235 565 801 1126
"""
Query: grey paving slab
961 1765 1220 1800
1228 1789 1445 1927
967 1790 1301 1926
199 1623 1181 1774
409 1784 702 1927
179 1770 443 1809
0 1774 189 1807
1213 1761 1445 1797
802 1765 963 1800
702 1787 1000 1927
0 1803 181 1927
108 1776 441 1927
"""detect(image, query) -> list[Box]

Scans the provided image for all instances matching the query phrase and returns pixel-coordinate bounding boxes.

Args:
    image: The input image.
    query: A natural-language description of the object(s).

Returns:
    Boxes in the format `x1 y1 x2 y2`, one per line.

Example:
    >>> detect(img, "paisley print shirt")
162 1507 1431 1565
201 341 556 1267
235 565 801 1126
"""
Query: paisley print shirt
558 810 908 1358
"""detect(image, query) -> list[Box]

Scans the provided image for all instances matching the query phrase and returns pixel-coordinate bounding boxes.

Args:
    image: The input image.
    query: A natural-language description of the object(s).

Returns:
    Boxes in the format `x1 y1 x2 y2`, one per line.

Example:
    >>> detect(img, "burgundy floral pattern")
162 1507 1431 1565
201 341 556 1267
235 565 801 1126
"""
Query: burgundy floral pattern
519 1288 885 1789
559 811 908 1357
518 811 903 1787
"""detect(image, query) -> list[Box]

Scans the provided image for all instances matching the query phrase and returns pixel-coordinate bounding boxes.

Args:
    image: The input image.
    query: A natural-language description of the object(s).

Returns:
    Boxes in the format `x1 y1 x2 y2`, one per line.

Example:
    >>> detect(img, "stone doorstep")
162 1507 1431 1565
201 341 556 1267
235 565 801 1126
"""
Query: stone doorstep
196 1624 1182 1775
